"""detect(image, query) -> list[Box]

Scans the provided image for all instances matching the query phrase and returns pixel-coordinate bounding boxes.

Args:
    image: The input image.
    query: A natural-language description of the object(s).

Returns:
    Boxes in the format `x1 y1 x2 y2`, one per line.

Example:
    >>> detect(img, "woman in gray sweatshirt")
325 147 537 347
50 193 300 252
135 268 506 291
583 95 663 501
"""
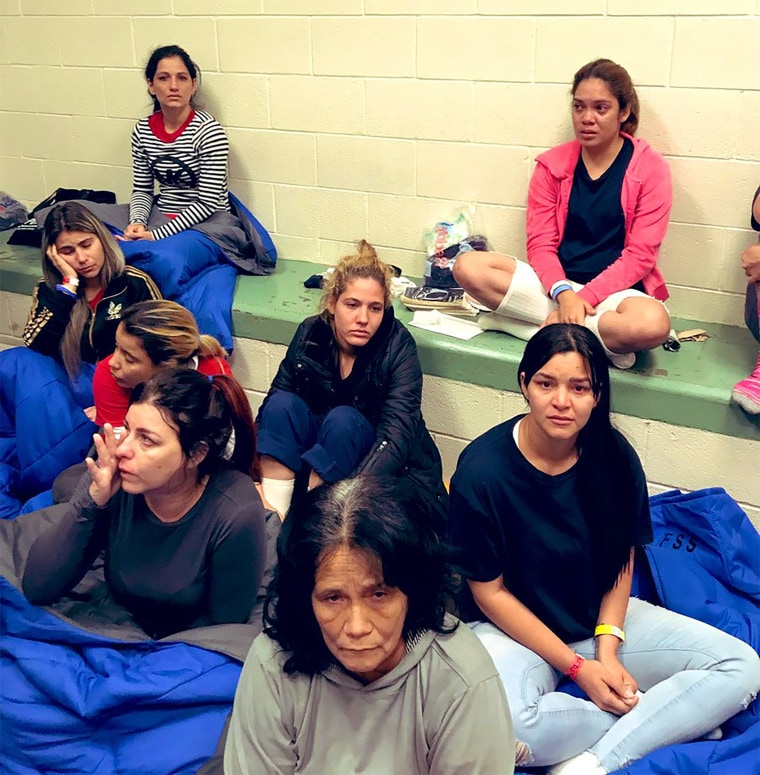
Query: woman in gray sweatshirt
225 474 518 775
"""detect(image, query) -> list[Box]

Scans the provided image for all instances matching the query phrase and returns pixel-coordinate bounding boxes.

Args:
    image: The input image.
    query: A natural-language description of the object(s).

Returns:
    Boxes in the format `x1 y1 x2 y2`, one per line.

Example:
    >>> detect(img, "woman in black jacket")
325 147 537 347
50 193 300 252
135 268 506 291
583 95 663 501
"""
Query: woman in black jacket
257 240 445 519
24 202 161 379
23 201 161 381
0 203 161 516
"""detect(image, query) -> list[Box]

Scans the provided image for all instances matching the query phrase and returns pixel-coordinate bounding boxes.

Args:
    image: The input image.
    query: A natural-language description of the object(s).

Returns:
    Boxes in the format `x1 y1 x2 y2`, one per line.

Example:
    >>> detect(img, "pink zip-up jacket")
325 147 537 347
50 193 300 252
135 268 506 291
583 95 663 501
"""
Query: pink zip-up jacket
526 134 672 307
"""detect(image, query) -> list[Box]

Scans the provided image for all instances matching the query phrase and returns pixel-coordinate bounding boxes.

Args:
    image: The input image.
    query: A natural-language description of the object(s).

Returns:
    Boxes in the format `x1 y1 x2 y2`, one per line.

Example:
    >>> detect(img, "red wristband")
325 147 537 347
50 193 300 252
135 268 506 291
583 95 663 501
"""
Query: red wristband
564 653 585 681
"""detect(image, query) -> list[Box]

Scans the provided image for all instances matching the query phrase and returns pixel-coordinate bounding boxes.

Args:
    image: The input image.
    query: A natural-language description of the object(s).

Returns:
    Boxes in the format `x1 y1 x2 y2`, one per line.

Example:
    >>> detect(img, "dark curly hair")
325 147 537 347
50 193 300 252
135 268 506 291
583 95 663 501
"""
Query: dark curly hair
264 475 457 676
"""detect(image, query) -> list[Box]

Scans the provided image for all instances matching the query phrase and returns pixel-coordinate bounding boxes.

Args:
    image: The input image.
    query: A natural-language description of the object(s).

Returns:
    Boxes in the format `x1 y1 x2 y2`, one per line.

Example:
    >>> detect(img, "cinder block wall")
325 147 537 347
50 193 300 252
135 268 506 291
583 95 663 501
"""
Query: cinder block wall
1 3 759 326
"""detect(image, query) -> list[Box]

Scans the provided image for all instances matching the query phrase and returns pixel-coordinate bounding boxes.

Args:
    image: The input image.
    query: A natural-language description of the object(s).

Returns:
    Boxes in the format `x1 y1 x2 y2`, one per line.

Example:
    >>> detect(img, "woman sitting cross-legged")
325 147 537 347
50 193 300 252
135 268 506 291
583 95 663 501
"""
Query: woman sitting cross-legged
256 239 446 519
22 368 267 639
224 474 518 775
453 59 672 369
448 323 760 774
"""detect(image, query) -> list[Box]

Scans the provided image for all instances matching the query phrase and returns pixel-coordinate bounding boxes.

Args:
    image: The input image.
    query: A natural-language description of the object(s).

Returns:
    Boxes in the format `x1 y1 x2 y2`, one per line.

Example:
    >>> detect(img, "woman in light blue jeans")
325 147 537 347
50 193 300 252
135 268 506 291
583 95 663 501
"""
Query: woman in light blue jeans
448 324 760 774
472 599 757 772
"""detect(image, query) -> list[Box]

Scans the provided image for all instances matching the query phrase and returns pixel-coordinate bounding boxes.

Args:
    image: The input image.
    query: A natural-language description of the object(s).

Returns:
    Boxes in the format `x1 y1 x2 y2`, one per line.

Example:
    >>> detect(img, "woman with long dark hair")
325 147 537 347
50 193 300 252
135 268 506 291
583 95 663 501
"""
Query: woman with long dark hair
22 368 267 638
225 475 517 774
448 324 760 773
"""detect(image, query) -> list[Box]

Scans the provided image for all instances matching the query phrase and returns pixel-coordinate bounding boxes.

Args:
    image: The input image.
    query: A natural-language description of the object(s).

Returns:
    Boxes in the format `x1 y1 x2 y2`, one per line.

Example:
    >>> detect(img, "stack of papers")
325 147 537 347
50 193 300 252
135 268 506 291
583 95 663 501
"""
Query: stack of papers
407 310 484 340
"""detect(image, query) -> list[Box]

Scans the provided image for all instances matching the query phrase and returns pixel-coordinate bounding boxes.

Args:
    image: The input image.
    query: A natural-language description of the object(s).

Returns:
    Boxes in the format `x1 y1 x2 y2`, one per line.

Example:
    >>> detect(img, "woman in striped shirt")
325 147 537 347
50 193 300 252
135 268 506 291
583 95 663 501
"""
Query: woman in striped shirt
122 45 232 243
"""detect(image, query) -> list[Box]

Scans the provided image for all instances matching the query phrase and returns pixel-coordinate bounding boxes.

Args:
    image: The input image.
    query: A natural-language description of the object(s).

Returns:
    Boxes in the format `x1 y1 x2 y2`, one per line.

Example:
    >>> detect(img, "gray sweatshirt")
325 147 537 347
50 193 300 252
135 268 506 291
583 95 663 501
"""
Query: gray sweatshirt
224 618 515 774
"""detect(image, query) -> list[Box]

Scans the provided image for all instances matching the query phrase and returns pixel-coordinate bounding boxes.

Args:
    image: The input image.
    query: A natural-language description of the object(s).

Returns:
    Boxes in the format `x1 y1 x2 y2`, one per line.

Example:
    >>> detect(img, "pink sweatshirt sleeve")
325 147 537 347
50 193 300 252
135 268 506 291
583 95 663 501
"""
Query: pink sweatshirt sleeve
525 160 567 295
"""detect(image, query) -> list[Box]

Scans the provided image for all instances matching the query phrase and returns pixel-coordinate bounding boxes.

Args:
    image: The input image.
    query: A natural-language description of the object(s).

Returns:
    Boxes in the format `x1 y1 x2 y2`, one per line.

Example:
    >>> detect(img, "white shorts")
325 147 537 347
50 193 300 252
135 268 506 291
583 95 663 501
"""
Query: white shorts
479 259 666 341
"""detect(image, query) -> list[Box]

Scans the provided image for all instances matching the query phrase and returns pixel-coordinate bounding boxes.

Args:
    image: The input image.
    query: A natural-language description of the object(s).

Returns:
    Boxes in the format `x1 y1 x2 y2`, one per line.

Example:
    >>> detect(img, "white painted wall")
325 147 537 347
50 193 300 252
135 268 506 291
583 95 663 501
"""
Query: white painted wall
1 3 759 327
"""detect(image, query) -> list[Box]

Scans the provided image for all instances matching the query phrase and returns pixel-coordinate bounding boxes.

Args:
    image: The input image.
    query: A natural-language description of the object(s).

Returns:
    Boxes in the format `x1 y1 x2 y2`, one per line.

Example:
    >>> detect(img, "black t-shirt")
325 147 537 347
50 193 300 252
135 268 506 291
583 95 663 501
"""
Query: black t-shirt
751 185 759 232
559 137 635 286
448 415 652 643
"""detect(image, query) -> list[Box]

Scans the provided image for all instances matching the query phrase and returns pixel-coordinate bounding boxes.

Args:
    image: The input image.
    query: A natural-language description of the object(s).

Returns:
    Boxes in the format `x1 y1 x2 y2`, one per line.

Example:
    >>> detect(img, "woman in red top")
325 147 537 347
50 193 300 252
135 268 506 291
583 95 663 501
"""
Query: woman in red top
93 299 231 436
121 44 232 243
454 59 672 370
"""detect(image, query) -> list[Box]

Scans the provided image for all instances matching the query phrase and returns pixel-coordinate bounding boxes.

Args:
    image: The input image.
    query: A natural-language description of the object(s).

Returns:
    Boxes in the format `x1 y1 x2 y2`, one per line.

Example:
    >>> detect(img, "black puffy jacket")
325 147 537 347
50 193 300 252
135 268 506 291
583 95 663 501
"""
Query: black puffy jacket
260 309 447 508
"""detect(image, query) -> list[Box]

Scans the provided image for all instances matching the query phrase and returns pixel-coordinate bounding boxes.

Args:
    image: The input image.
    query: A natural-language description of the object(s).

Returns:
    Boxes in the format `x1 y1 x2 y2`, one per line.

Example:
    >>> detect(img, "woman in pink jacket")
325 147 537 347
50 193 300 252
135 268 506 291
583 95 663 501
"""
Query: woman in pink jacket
454 59 672 369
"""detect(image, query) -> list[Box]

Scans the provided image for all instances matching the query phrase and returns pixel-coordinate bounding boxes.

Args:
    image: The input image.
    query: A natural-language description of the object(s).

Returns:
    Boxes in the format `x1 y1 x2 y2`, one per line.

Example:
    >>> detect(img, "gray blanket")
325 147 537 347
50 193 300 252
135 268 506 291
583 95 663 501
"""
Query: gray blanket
0 499 280 661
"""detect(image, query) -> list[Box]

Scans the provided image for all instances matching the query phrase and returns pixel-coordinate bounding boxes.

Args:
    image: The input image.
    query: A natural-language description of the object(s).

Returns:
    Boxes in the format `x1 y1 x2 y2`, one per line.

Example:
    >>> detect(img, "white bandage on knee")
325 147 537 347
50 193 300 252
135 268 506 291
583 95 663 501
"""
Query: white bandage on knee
261 477 295 518
494 259 553 325
584 312 635 370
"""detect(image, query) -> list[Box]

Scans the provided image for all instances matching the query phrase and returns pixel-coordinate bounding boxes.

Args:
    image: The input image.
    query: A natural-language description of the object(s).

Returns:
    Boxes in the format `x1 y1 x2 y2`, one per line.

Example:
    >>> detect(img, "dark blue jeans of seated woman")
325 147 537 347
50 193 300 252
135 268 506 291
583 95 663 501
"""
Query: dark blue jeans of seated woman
257 392 375 483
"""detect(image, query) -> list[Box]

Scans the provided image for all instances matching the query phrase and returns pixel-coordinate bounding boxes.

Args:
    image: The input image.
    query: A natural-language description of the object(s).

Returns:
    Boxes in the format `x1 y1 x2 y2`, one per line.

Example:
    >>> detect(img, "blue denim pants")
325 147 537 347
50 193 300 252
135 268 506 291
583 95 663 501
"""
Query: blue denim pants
257 391 375 484
471 597 760 770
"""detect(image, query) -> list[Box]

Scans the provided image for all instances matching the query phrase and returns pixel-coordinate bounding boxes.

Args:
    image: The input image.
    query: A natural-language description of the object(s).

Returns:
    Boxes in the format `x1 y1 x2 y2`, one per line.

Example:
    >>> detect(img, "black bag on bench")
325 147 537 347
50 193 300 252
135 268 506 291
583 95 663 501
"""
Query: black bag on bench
8 188 117 248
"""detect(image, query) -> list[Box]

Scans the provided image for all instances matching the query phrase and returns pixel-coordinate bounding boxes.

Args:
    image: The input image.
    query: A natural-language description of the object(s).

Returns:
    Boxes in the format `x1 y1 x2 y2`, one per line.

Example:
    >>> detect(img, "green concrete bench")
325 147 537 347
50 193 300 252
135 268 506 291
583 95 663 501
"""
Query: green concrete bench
2 232 758 441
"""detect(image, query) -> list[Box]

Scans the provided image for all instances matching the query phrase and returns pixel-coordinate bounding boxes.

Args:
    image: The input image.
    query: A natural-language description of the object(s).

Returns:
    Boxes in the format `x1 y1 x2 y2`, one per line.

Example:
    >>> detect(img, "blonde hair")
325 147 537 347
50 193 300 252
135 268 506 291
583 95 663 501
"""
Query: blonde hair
120 299 227 367
319 240 394 317
41 202 126 379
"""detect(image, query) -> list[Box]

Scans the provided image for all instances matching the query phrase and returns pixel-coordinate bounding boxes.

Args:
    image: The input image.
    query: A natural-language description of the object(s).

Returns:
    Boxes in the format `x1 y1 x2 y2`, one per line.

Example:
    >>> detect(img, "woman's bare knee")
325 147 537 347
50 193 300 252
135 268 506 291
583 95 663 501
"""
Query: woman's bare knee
638 304 671 348
451 250 481 290
452 251 517 309
603 299 670 351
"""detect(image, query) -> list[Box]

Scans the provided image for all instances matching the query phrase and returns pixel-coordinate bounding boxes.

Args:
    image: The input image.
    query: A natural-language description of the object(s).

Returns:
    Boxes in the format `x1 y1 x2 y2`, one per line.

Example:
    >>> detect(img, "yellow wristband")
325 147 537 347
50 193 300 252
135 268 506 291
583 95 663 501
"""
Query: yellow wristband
595 624 625 642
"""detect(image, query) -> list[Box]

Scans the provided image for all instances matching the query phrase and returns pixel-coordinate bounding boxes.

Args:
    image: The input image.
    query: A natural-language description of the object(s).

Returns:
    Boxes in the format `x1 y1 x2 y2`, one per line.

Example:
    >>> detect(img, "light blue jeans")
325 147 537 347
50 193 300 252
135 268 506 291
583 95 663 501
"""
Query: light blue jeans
471 598 760 770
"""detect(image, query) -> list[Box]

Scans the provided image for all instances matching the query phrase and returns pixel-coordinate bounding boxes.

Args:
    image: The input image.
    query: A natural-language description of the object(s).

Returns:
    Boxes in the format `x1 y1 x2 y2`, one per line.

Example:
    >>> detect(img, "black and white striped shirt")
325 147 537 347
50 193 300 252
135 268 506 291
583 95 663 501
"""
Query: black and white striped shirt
129 110 231 240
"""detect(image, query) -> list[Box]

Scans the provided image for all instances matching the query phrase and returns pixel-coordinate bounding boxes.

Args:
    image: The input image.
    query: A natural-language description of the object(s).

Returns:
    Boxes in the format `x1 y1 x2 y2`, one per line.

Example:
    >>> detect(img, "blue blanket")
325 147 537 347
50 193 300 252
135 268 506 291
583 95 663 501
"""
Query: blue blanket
617 488 760 775
0 578 240 775
111 192 278 352
118 232 238 352
1 490 756 774
0 349 95 520
0 504 281 775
